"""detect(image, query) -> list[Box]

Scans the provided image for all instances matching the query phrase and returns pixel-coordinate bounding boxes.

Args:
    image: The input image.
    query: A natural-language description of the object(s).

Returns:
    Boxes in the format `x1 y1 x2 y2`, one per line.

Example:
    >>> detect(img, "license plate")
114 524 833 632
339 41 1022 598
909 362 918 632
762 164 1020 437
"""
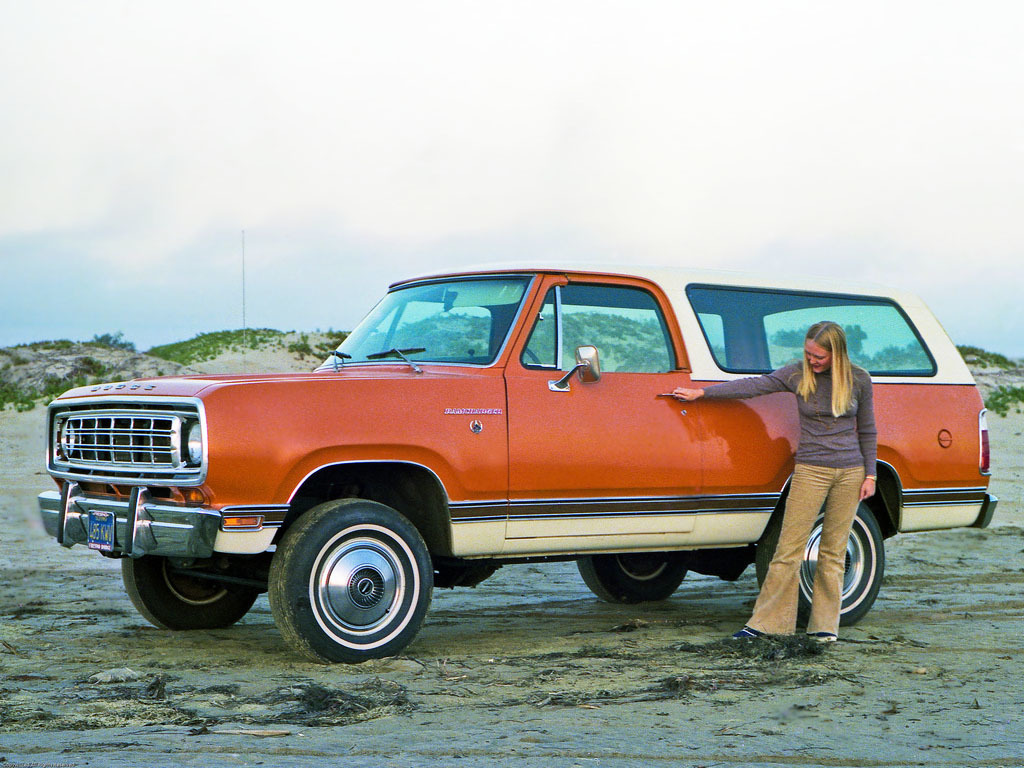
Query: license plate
87 510 116 552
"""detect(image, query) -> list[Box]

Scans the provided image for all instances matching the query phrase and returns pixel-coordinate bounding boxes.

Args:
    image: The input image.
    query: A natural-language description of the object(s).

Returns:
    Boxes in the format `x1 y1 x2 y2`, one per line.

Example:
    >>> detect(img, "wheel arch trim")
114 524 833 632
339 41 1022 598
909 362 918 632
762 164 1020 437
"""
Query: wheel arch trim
284 459 454 554
768 459 902 540
285 459 451 506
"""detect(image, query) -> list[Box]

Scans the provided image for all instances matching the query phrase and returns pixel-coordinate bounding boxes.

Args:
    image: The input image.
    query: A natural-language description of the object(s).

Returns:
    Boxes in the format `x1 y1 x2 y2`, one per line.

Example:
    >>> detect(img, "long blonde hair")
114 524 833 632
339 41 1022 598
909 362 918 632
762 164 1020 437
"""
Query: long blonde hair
797 321 854 417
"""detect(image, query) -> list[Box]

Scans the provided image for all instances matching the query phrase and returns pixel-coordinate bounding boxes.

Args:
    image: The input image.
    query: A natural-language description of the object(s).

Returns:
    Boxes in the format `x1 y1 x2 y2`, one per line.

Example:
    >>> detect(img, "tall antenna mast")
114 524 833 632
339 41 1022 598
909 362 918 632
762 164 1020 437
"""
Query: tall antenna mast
242 229 247 372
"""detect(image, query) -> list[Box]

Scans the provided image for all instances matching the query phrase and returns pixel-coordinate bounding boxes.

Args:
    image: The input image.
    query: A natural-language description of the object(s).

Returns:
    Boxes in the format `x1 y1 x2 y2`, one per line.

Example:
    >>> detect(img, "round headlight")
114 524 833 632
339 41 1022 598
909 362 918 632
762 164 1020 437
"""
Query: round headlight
187 421 203 465
58 419 76 459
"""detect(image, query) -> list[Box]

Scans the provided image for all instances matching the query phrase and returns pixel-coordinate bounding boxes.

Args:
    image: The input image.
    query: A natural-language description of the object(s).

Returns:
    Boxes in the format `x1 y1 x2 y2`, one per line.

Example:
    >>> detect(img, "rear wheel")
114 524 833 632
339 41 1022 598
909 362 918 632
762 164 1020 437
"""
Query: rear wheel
122 556 258 630
577 552 688 603
268 499 433 663
756 502 885 626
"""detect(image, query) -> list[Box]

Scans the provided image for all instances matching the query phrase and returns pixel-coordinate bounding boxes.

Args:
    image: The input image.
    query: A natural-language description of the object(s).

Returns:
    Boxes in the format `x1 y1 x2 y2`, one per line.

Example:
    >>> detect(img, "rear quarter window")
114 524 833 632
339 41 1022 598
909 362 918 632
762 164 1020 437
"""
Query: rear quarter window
686 285 936 376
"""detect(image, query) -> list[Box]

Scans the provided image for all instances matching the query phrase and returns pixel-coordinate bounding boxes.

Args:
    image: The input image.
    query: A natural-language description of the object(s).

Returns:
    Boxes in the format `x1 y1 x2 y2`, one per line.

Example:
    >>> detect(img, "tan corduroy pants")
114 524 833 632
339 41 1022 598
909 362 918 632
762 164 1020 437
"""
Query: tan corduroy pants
747 463 865 637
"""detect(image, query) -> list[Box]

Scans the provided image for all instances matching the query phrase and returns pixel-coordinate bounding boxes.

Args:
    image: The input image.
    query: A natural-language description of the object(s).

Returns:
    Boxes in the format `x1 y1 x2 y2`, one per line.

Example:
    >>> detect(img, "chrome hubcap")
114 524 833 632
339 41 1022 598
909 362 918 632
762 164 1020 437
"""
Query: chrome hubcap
800 518 867 602
316 537 403 632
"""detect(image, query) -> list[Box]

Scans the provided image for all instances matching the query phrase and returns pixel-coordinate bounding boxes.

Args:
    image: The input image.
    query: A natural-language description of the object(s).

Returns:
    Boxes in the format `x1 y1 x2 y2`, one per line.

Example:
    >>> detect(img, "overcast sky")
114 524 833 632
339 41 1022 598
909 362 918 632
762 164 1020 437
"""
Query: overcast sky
2 1 1023 355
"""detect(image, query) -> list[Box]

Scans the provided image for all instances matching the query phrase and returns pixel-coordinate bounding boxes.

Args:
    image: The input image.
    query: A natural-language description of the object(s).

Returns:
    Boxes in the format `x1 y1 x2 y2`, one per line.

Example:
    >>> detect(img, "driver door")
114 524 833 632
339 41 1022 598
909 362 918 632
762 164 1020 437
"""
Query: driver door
504 276 703 548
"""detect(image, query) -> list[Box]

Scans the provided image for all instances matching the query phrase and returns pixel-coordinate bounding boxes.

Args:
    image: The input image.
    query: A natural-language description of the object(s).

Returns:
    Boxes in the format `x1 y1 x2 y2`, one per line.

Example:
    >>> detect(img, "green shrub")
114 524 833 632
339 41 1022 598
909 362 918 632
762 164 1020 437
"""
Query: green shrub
91 331 136 351
313 331 350 360
288 334 314 357
21 339 75 351
985 385 1024 417
958 345 1016 369
40 375 86 401
0 382 36 411
79 357 108 377
147 329 286 365
1 363 114 411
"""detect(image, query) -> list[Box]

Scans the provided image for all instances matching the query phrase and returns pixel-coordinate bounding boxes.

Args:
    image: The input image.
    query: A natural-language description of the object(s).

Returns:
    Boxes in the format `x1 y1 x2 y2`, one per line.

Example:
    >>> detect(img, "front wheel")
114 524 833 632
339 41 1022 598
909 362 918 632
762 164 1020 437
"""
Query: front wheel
122 556 259 630
577 552 688 603
756 502 885 626
268 499 433 663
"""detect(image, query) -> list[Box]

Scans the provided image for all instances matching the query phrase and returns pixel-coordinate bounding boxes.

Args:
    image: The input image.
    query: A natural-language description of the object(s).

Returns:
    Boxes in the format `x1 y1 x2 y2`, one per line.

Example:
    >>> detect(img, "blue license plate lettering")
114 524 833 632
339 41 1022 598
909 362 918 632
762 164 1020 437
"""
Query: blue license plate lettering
87 510 116 551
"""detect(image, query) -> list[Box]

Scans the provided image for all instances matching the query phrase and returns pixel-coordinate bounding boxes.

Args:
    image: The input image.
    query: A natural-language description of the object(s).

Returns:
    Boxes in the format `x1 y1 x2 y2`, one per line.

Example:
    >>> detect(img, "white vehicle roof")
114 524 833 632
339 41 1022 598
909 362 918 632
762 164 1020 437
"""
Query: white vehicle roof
394 261 974 385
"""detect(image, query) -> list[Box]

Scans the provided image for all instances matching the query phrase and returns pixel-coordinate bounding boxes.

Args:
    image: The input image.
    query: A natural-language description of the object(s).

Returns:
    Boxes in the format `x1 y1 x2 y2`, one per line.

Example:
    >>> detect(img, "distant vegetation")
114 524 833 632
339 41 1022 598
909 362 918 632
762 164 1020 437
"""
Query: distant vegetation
147 329 288 365
0 329 296 411
985 385 1024 417
0 342 115 411
287 330 350 361
957 345 1024 417
13 339 75 351
3 333 1022 420
957 345 1016 369
0 380 36 411
90 331 136 352
146 328 350 366
1 328 356 410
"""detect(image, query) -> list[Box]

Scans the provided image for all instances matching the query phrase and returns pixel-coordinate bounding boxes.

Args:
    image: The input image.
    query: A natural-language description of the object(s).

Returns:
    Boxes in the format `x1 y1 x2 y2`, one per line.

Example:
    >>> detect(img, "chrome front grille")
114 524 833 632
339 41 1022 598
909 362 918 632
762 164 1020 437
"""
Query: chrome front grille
59 413 181 467
49 400 204 484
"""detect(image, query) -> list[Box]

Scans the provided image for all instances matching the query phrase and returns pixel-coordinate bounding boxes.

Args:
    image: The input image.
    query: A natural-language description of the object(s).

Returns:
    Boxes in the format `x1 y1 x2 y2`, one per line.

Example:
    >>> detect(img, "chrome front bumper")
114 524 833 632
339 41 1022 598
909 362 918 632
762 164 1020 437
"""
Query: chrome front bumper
39 483 220 558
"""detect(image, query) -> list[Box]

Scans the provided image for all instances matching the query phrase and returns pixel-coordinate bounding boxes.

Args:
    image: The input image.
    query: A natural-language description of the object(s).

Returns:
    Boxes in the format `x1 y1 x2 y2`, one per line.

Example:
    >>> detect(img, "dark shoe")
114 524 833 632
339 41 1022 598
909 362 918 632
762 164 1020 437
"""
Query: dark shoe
807 631 838 643
731 626 766 639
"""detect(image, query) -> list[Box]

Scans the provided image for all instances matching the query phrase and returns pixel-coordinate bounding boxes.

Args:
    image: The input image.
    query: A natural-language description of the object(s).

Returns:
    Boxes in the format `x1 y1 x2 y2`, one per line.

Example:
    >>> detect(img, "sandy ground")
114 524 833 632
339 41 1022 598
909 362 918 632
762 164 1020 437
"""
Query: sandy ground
2 405 1023 767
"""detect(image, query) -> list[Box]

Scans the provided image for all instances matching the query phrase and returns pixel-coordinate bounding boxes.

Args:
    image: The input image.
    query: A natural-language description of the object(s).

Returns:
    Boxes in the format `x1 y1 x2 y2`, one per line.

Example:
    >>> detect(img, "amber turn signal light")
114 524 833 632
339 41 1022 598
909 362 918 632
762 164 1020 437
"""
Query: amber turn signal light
222 515 264 529
181 488 207 505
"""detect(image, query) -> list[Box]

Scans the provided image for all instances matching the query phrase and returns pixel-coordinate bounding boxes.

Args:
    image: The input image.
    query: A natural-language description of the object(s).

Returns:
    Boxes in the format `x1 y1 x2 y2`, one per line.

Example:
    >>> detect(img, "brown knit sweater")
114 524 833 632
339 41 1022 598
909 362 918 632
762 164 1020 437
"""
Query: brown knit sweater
702 362 877 476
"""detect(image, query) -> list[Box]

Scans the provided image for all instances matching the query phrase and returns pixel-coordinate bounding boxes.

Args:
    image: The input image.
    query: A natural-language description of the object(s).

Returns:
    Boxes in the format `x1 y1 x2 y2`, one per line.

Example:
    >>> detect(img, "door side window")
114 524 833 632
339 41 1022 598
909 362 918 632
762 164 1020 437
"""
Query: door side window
522 290 558 367
521 284 675 373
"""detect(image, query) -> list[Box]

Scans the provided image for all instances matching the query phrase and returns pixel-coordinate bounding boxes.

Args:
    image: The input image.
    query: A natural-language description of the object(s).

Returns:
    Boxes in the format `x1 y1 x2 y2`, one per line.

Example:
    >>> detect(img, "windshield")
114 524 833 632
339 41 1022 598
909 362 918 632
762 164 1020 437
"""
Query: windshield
317 276 532 369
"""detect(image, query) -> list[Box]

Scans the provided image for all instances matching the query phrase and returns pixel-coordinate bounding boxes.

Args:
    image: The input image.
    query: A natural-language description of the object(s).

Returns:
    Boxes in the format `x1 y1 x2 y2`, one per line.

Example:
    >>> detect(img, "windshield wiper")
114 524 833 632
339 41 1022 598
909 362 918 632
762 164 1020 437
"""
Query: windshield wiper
365 347 426 373
330 350 352 372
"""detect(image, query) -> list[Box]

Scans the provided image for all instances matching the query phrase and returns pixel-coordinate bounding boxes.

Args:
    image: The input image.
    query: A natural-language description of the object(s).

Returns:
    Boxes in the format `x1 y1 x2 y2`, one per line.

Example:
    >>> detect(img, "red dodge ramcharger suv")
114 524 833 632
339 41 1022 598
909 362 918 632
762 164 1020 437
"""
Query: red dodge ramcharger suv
40 264 996 662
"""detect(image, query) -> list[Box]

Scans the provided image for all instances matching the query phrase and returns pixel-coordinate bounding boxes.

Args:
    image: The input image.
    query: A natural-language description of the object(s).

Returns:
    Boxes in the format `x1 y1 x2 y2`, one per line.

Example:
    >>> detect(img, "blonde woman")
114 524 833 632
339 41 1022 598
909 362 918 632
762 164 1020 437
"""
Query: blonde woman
672 321 877 642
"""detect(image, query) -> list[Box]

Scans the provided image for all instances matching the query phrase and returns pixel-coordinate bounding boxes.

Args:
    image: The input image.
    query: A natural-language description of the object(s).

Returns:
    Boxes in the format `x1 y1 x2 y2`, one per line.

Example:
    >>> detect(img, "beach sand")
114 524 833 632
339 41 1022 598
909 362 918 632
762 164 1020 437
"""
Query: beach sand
2 391 1022 767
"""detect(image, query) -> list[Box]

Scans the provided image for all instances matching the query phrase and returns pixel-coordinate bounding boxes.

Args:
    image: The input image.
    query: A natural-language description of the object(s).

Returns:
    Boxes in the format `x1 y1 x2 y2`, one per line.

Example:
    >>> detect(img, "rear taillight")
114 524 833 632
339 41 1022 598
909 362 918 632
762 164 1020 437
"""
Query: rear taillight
979 409 991 475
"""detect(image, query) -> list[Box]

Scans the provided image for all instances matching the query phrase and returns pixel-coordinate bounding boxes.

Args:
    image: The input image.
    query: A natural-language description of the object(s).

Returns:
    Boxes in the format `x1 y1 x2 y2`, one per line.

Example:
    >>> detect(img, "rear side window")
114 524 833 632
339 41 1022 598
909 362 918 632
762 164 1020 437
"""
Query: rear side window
686 285 936 376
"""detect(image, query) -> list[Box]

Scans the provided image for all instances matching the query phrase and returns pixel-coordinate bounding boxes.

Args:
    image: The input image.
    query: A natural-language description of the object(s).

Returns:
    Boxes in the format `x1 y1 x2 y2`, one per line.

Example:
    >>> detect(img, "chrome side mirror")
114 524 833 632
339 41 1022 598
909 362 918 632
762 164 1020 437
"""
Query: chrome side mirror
575 345 601 382
549 345 602 392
